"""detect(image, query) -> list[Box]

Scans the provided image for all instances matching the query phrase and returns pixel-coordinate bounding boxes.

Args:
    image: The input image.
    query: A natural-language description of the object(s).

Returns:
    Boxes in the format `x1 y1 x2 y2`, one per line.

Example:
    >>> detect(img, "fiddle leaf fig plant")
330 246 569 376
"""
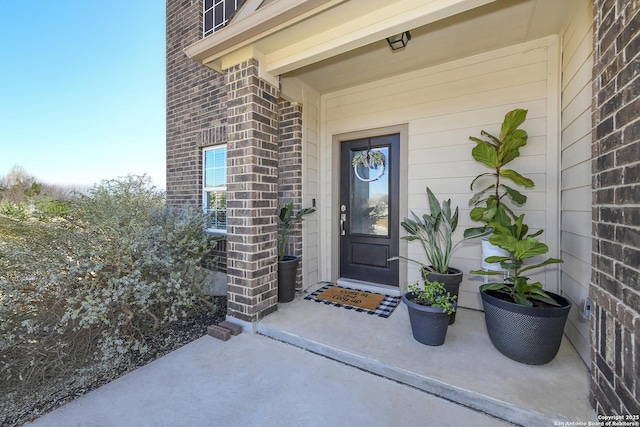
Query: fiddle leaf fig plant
390 187 491 274
471 214 563 307
464 109 534 238
278 201 315 261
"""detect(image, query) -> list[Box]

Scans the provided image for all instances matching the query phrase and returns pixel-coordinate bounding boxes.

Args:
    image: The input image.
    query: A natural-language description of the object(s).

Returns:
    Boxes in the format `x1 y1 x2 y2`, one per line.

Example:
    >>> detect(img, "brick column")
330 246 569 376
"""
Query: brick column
591 0 640 415
277 101 304 289
225 59 280 323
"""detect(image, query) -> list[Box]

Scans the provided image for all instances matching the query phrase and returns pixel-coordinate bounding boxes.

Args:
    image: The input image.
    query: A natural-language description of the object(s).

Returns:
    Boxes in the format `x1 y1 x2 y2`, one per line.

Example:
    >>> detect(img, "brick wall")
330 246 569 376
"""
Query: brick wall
166 0 228 272
277 101 304 288
166 0 227 208
591 0 640 415
167 2 302 322
225 59 280 322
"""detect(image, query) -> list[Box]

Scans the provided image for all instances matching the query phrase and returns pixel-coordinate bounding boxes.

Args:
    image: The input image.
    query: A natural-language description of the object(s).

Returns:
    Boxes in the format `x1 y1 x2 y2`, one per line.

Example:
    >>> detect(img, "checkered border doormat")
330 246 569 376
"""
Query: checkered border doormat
304 284 401 318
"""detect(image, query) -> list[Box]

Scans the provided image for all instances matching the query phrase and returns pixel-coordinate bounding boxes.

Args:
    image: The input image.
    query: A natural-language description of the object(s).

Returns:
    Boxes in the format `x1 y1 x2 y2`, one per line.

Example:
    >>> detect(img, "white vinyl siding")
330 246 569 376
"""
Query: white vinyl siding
559 0 593 365
321 36 561 310
303 86 321 289
281 77 322 290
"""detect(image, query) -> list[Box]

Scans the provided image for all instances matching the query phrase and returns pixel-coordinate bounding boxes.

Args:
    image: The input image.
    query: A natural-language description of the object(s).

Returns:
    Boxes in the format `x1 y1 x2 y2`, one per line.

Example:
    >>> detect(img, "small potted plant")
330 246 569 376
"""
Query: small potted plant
402 279 457 346
463 109 534 271
471 214 571 365
277 201 315 303
390 187 490 323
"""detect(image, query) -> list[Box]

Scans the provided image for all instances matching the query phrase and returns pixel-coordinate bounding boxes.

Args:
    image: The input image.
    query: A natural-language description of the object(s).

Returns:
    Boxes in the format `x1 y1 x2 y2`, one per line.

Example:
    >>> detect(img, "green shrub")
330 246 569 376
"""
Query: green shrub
0 202 29 220
0 175 221 389
34 199 69 216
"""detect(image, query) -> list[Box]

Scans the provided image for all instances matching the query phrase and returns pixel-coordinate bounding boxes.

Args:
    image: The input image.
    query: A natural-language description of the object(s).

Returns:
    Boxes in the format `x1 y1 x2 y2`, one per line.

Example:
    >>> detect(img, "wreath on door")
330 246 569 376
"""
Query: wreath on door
352 150 386 182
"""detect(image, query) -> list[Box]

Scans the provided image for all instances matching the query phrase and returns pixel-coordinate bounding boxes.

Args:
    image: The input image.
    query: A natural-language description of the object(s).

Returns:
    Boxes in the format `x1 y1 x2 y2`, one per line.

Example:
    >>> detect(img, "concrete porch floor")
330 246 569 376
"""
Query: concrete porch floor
258 283 597 426
30 283 597 427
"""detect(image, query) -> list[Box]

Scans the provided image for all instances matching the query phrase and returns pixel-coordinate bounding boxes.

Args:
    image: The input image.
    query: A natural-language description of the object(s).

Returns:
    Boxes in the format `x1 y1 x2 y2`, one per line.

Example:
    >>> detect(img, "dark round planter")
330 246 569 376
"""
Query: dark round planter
277 256 299 303
423 267 463 325
402 292 453 346
480 288 571 365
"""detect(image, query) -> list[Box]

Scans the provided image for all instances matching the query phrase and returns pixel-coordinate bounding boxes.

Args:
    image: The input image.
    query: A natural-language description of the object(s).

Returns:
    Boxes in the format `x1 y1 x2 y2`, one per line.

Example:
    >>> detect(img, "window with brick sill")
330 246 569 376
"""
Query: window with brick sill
203 0 245 37
203 145 227 233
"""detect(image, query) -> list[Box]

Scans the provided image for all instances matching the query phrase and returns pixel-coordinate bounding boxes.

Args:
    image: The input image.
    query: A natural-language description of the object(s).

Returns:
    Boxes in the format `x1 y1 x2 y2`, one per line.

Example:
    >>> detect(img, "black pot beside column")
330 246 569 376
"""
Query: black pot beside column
277 202 315 304
277 256 299 303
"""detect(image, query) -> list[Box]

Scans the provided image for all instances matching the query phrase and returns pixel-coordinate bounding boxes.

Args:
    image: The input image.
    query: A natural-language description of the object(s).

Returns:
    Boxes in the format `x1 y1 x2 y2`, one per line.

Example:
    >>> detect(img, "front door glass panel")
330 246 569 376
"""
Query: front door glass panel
350 147 389 237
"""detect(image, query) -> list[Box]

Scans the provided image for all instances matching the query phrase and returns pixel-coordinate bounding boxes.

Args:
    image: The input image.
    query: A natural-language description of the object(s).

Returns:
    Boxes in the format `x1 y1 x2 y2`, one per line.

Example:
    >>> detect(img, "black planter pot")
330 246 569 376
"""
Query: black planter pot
480 288 571 365
402 292 453 346
278 256 299 303
423 267 463 325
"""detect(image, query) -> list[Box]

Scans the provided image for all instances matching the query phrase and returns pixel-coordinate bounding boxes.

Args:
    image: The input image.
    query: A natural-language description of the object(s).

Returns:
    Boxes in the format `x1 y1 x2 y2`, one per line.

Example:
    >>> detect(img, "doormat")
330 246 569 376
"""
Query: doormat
304 284 401 318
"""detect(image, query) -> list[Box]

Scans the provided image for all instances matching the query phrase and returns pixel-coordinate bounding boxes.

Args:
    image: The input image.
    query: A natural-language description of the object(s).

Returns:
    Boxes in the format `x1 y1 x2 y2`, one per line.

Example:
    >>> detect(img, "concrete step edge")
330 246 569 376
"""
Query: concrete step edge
257 323 571 427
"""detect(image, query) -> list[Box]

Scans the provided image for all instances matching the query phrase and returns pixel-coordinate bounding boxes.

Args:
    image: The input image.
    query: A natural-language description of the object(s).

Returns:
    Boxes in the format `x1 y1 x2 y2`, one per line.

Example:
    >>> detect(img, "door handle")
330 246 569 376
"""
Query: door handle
340 213 346 235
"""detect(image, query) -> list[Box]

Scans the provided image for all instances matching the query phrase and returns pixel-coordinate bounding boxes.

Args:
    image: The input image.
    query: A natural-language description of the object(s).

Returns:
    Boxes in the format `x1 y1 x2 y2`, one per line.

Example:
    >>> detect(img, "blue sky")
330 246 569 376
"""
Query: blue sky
0 1 166 188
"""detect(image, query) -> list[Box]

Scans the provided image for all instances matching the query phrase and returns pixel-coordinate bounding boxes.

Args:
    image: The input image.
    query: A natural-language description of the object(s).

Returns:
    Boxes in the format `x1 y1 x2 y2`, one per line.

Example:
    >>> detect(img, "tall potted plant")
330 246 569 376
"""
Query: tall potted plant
390 187 490 323
471 215 570 365
402 279 457 346
277 201 315 303
463 109 534 271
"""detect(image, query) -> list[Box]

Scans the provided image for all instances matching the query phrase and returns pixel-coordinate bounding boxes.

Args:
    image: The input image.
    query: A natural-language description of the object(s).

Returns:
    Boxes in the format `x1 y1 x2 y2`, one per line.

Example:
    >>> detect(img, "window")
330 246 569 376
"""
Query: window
203 145 227 232
203 0 246 37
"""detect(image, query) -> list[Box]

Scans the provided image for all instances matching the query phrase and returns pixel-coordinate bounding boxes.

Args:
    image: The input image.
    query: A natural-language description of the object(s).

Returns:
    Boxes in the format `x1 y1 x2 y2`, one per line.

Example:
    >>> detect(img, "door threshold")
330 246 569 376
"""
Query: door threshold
336 278 401 297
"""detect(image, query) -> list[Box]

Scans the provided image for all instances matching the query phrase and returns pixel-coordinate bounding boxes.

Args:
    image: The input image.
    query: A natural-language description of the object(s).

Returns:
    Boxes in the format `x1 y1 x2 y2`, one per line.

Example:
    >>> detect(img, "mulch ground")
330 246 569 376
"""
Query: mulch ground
1 297 227 427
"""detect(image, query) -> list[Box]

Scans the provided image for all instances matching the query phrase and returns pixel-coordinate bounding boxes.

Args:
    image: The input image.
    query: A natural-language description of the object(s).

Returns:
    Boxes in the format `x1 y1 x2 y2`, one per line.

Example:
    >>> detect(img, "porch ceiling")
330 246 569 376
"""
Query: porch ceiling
185 0 577 94
287 0 577 93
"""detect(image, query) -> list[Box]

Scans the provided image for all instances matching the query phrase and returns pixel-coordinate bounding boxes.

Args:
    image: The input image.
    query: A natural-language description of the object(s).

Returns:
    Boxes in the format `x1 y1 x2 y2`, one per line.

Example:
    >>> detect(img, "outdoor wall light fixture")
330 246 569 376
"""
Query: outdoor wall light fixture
386 31 411 51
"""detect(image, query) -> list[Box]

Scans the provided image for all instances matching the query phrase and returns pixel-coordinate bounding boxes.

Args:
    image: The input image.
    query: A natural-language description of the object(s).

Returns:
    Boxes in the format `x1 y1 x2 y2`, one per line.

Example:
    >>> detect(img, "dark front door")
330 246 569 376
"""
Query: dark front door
339 134 399 286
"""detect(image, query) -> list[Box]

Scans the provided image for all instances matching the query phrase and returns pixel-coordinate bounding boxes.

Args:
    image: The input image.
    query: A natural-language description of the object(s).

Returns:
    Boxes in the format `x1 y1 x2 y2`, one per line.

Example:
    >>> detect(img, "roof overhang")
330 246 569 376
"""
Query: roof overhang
184 0 496 77
184 0 348 72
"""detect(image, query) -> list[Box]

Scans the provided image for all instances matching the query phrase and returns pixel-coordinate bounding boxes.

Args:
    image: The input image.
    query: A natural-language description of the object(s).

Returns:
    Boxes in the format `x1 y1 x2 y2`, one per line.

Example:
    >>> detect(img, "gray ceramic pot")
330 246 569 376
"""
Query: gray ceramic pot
480 288 571 365
402 292 453 346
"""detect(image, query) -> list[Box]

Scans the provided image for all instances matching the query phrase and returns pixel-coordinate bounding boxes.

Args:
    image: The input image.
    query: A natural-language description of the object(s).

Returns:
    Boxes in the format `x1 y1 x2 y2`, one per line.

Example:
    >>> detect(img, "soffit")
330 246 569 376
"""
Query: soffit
285 0 578 93
185 0 577 94
185 0 497 73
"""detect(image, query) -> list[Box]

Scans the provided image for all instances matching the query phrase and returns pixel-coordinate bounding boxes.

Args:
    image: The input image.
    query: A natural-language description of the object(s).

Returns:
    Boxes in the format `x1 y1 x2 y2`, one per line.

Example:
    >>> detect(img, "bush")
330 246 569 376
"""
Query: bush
0 175 221 392
0 202 30 220
34 199 70 216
